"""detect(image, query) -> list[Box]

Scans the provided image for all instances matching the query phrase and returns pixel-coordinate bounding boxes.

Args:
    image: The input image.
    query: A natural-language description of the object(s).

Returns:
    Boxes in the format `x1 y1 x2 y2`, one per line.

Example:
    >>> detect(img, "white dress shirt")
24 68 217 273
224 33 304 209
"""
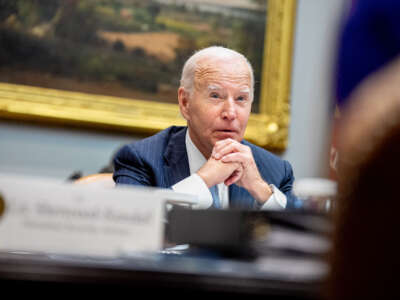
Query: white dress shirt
172 130 287 210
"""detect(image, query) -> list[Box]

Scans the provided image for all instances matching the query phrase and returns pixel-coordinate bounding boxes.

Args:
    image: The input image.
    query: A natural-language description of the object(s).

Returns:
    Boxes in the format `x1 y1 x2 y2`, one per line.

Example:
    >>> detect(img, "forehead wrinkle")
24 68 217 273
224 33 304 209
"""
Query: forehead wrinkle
194 59 251 91
194 70 251 91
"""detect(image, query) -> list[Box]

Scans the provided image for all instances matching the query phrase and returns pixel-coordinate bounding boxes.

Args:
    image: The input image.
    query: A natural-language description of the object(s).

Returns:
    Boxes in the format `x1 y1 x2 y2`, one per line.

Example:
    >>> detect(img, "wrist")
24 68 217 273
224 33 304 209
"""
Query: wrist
249 179 273 204
196 169 213 188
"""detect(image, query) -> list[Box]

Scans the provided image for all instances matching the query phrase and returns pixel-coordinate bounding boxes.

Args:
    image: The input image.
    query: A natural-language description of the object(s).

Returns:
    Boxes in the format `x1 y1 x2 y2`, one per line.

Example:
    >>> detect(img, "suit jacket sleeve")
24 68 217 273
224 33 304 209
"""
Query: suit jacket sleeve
279 160 297 209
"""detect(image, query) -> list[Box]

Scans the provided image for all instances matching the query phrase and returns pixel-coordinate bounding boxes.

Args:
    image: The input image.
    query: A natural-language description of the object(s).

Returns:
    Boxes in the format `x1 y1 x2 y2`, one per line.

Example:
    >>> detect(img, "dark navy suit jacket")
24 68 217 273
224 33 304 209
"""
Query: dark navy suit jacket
113 126 296 209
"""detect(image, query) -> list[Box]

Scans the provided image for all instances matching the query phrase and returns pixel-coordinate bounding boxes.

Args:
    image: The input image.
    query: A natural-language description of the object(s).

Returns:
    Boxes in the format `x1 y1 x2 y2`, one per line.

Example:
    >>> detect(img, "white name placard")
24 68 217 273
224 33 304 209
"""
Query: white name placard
0 174 167 257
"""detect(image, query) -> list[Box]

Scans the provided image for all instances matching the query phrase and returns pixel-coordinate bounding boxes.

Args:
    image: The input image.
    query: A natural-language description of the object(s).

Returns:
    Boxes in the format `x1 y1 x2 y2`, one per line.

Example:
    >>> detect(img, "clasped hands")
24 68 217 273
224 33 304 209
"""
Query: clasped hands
197 139 273 204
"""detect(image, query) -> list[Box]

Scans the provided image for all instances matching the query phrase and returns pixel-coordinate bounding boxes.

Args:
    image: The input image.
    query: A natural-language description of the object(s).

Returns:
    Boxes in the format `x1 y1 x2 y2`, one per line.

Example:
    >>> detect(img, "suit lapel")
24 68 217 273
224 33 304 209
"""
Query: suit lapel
163 127 190 187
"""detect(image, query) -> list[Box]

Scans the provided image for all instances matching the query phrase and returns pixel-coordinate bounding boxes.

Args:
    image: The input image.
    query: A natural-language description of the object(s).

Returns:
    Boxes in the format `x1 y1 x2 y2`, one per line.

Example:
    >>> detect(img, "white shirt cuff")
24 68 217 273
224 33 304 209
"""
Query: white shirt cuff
260 184 287 210
172 174 213 209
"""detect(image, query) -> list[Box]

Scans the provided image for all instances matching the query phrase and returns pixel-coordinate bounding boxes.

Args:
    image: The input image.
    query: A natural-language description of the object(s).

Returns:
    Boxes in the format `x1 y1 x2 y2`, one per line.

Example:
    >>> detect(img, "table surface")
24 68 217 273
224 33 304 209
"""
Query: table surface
0 247 327 299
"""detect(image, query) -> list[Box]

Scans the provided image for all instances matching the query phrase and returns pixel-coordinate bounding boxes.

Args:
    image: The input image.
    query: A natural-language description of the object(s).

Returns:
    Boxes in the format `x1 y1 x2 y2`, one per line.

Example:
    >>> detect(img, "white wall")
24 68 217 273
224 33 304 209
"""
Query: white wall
0 0 347 180
282 0 346 179
0 121 136 179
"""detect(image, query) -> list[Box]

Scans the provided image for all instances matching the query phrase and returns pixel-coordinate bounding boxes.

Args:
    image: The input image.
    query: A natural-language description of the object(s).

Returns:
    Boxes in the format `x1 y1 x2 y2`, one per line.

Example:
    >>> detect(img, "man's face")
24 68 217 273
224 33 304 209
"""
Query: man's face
178 57 252 158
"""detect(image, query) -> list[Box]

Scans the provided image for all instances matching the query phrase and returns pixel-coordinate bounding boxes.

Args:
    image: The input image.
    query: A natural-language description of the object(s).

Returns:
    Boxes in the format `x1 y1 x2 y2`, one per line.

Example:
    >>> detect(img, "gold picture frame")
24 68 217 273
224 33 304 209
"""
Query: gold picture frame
0 0 296 151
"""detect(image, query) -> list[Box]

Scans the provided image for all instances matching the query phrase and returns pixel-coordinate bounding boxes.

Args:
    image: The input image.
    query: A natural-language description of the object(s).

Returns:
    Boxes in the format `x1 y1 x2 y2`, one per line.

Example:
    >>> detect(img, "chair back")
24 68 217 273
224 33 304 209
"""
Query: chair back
74 173 115 188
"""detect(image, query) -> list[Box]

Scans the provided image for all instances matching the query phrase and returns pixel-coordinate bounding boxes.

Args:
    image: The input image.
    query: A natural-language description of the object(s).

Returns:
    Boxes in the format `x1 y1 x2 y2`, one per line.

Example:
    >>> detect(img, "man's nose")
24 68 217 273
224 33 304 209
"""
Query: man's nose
221 98 237 120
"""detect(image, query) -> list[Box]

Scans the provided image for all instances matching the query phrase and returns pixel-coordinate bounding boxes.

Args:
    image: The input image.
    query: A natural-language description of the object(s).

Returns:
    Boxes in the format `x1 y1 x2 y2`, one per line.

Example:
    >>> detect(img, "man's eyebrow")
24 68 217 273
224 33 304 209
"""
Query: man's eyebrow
239 87 251 94
207 84 222 91
206 85 250 92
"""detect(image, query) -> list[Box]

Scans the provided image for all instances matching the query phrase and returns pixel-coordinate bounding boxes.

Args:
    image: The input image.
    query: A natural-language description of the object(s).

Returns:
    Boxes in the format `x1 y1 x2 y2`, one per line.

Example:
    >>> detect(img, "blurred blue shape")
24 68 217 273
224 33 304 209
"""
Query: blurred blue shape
336 0 400 107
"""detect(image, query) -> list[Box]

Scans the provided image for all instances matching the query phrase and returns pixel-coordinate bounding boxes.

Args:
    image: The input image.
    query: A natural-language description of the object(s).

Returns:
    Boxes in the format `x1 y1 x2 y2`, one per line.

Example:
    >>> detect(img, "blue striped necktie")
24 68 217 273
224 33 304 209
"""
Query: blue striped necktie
210 185 221 209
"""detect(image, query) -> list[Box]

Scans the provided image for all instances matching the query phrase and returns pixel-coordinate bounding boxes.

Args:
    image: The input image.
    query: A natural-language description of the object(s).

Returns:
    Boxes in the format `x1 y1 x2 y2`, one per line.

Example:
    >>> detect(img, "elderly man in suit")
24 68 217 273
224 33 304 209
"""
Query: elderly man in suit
113 46 296 210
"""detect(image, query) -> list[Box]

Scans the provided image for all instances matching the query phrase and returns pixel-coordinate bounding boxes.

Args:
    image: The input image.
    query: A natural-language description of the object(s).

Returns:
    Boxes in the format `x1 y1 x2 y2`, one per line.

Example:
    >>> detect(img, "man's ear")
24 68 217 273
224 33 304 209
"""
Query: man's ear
178 87 190 121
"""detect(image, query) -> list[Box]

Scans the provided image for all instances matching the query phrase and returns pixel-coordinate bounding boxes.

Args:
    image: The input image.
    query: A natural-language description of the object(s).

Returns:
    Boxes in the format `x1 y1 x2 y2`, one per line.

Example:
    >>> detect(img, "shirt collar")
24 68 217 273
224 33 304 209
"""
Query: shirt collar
185 128 207 174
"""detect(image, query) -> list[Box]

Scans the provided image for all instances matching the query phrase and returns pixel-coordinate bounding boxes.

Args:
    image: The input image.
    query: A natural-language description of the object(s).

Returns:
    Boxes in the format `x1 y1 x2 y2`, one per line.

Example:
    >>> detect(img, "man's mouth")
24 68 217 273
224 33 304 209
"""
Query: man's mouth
215 129 238 134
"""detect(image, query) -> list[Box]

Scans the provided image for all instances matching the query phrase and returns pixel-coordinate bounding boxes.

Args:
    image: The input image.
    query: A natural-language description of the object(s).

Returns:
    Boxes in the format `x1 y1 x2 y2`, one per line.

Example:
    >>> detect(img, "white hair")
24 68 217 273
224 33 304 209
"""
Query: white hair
180 46 254 97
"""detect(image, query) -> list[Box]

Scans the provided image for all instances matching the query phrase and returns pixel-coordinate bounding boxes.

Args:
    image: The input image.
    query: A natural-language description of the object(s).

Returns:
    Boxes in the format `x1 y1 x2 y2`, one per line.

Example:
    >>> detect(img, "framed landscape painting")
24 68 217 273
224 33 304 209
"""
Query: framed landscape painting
0 0 296 151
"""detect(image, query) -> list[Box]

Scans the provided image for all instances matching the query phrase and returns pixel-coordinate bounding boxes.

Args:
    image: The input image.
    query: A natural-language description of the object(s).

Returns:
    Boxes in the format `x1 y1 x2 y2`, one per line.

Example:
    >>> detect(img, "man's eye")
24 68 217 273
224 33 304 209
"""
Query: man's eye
237 96 246 101
210 93 219 98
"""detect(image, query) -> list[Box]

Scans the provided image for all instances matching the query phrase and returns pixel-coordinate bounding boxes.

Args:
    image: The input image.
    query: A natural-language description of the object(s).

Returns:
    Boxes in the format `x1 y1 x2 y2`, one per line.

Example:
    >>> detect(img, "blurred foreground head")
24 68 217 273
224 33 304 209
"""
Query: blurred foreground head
329 59 400 299
329 1 400 299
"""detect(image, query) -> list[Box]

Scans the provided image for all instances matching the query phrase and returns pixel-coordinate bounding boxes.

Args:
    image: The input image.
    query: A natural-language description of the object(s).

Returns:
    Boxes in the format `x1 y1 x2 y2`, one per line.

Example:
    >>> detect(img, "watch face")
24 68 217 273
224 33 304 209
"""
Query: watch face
269 184 275 194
